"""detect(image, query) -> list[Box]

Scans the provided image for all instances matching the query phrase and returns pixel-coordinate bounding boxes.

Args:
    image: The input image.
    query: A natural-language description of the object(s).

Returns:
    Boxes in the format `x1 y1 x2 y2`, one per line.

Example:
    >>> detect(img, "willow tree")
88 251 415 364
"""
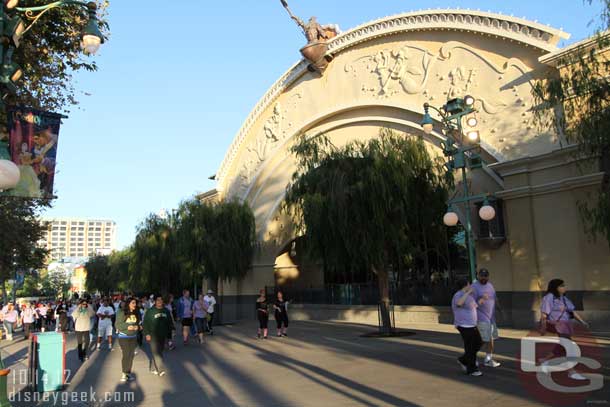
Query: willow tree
176 199 256 294
533 0 610 247
284 129 452 333
130 213 182 295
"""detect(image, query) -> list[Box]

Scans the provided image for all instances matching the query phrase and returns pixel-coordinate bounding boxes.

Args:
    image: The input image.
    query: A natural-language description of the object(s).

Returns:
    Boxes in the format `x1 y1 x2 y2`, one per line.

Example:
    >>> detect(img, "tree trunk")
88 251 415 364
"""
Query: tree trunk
1 279 5 302
374 266 392 334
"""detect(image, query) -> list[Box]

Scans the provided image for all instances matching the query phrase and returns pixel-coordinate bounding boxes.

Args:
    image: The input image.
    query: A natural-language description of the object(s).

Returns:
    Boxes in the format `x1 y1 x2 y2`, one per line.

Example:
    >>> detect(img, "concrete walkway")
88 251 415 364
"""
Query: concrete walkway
1 321 608 406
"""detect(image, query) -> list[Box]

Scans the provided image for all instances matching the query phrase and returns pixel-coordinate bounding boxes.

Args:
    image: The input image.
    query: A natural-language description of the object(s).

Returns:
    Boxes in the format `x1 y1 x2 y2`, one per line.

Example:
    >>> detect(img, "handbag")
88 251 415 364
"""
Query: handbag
540 297 573 336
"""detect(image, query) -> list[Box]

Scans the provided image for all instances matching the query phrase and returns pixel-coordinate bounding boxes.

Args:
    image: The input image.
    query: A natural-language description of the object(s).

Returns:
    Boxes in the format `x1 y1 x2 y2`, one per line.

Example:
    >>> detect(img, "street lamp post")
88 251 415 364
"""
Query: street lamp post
420 96 496 282
0 0 104 192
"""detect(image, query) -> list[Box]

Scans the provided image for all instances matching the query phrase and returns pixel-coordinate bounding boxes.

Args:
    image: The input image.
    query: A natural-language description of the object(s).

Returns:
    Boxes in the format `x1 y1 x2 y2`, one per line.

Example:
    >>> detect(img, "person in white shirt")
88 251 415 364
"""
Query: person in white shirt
203 290 217 335
1 303 19 340
37 304 48 332
21 303 38 340
96 298 116 350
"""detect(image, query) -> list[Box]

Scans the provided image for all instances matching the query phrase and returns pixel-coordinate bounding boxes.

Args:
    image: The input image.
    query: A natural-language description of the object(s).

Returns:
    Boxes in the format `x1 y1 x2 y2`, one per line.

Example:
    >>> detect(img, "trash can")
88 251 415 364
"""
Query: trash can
29 332 66 392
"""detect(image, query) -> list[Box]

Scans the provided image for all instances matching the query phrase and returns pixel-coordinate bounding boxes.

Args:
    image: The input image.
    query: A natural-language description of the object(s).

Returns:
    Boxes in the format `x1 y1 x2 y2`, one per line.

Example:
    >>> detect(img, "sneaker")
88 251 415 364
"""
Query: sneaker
263 336 268 340
484 359 501 368
109 346 114 351
120 373 129 382
277 334 282 337
134 350 138 356
282 333 287 337
150 370 159 375
457 359 467 373
568 371 588 381
127 373 135 381
159 371 166 377
96 344 101 350
469 370 483 377
257 333 261 339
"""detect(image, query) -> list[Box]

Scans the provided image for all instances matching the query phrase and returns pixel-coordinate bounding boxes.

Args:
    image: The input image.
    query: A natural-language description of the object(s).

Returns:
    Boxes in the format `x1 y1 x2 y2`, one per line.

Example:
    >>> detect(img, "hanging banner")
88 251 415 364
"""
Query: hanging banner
6 107 65 199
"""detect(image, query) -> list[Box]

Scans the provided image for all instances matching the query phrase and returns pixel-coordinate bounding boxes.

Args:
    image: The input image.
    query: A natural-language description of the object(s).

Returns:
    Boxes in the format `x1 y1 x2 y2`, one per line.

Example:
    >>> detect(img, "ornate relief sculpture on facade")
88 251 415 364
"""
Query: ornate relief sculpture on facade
346 45 435 96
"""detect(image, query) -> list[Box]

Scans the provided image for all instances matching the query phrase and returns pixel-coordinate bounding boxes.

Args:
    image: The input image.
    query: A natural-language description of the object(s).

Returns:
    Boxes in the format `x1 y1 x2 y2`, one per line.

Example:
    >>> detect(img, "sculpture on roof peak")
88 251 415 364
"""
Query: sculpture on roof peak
280 0 340 74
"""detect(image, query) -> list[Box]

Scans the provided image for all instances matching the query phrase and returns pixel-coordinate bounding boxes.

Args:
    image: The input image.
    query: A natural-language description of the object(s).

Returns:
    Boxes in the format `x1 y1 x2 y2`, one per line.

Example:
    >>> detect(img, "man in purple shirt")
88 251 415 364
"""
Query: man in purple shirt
452 279 483 376
471 268 501 368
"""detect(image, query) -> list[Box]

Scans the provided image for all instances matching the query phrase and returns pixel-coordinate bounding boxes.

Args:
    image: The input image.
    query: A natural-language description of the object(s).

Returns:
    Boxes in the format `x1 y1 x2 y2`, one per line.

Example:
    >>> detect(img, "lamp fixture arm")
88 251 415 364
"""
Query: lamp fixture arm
15 0 96 37
423 103 447 121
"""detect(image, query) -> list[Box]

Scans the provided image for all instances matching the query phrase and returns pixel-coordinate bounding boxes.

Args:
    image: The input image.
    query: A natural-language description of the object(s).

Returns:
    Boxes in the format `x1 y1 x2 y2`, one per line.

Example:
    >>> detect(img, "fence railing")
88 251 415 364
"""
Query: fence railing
274 281 454 306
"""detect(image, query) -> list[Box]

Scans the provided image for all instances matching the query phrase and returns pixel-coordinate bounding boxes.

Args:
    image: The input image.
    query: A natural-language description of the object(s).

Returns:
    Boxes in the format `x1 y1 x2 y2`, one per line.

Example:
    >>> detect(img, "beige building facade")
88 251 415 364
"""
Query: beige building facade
41 218 117 261
209 10 610 327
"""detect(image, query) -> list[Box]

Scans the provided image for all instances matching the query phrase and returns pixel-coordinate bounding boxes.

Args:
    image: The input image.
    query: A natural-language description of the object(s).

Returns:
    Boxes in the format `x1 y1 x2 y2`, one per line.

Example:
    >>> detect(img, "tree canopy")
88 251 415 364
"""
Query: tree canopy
284 129 453 333
94 200 257 296
0 196 50 297
533 0 610 246
7 0 110 114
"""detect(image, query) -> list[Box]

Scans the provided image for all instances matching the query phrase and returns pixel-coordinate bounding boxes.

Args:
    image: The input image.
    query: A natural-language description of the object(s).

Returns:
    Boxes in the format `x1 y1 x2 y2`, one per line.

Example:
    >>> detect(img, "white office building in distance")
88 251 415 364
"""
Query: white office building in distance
41 218 117 261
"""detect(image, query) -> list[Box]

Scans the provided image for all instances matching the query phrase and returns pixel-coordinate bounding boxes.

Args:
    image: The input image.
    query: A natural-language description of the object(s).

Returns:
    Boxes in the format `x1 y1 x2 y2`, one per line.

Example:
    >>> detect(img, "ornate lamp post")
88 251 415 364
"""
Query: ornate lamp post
421 96 496 282
0 0 104 192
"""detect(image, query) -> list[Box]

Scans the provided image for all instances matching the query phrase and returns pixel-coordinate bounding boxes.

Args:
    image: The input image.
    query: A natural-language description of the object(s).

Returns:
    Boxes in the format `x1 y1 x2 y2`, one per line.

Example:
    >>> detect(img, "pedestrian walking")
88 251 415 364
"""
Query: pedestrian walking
55 301 69 333
273 291 289 337
20 303 37 340
256 289 269 340
165 294 177 350
177 289 194 345
116 298 141 382
471 269 501 367
1 303 19 341
46 302 55 331
452 279 483 377
203 290 217 335
72 299 95 362
193 294 207 344
68 301 76 331
96 298 115 350
143 295 173 377
539 278 590 380
35 303 45 332
137 298 146 350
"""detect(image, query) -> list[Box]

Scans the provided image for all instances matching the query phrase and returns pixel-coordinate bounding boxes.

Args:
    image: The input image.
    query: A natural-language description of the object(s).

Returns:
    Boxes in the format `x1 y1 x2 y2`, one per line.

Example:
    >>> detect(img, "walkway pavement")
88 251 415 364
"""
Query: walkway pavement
1 321 608 406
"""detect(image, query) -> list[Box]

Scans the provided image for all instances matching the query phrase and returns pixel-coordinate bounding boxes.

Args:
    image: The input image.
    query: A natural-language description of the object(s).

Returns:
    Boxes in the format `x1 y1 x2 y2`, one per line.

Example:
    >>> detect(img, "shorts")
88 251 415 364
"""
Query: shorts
195 317 206 334
98 320 113 337
181 317 193 327
477 321 499 342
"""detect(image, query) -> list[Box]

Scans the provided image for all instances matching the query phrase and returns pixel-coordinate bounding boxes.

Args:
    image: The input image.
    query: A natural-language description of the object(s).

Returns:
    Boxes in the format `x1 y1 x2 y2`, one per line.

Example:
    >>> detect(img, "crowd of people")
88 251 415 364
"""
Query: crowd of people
0 289 218 383
0 273 591 383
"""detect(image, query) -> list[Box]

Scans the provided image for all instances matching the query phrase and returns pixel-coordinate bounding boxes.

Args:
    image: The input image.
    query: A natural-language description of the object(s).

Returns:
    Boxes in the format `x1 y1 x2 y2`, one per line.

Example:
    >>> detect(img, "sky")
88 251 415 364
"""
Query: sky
44 0 606 248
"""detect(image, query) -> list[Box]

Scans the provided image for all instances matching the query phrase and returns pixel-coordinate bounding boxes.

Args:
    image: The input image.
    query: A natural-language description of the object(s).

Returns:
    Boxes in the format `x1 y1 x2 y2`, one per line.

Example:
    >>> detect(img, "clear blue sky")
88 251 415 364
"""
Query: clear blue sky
45 0 606 248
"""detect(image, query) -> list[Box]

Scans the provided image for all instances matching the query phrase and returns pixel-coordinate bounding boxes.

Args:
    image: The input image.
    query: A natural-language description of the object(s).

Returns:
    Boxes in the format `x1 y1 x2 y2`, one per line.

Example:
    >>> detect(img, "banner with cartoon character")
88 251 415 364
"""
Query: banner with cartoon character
6 107 65 199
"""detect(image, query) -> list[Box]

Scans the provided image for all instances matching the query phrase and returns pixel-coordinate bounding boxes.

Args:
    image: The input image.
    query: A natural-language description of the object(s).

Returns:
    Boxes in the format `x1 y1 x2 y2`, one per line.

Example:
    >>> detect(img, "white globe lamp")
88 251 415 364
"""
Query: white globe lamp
443 210 459 227
479 201 496 221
